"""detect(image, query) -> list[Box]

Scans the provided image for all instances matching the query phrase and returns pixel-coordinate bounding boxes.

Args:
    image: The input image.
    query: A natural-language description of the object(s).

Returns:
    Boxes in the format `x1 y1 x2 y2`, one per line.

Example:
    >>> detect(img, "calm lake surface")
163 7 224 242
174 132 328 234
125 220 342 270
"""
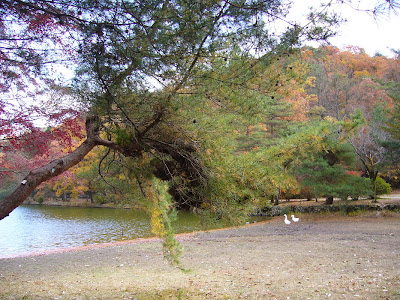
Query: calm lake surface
0 205 208 258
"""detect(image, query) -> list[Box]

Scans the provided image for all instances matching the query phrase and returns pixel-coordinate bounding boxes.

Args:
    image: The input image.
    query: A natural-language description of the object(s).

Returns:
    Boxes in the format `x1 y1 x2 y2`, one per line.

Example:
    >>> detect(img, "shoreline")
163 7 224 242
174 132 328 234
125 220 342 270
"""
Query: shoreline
6 193 399 261
1 213 399 299
23 198 131 209
0 233 192 260
1 210 390 261
23 191 400 210
1 219 274 260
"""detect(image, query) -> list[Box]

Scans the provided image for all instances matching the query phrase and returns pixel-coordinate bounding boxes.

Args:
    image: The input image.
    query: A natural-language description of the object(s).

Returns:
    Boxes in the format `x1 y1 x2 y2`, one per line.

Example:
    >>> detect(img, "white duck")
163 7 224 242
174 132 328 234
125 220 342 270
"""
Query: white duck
284 214 291 225
291 214 299 222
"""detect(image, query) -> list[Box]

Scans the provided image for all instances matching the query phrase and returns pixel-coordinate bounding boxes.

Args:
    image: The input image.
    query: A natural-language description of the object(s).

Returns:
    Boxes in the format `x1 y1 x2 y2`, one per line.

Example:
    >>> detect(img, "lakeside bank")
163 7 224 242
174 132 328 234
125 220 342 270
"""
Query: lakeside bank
1 213 400 299
23 191 400 212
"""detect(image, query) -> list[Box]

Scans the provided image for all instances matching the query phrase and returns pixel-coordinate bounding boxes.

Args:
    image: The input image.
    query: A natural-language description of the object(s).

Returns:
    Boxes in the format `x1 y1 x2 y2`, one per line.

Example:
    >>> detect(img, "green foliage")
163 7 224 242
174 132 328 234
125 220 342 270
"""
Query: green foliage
34 194 44 204
27 44 398 221
74 148 149 207
337 176 372 201
284 117 372 201
383 95 400 141
0 175 20 201
372 102 391 126
115 128 133 148
338 204 364 216
69 0 368 227
93 195 108 205
280 206 291 216
374 176 392 196
296 157 344 197
3 0 400 271
145 177 183 267
381 140 400 163
199 149 267 225
0 185 17 201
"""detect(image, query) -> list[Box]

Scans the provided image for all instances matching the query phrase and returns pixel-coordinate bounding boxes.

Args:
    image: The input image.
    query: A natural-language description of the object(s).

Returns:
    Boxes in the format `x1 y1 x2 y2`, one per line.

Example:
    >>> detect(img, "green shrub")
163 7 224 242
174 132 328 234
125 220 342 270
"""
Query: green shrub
375 176 392 196
281 206 291 215
94 194 108 205
35 195 44 204
338 176 372 201
0 186 17 200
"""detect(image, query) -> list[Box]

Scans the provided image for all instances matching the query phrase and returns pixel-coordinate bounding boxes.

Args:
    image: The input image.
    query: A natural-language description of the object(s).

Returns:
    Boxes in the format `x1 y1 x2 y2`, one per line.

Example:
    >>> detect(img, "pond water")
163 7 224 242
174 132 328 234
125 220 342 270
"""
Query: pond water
0 205 207 258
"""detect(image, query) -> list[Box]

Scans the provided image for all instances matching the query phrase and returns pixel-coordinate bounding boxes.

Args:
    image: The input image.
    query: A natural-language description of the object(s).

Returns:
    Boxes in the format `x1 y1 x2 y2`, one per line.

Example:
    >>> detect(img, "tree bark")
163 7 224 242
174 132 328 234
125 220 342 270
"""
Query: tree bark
0 116 101 220
325 196 334 205
273 194 279 206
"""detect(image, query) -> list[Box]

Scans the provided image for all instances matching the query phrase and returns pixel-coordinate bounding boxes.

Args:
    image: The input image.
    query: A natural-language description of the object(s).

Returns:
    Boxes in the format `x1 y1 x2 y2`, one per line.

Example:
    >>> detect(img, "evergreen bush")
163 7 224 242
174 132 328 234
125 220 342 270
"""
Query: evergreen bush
375 176 392 196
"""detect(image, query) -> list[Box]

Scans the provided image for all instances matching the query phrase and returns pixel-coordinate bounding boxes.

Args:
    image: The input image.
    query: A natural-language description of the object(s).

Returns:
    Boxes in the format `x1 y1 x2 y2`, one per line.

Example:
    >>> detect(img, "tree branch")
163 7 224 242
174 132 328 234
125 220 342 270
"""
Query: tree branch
0 115 101 220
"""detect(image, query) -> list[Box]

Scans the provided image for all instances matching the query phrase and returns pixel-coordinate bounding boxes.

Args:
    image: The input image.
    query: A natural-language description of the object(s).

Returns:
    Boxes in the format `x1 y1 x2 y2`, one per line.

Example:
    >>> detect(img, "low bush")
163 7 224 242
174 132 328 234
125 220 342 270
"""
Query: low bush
375 176 392 196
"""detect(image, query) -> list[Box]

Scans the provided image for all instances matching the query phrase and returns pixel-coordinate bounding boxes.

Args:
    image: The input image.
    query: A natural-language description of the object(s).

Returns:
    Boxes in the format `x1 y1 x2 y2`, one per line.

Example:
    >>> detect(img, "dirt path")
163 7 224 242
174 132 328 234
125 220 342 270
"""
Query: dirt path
1 212 400 299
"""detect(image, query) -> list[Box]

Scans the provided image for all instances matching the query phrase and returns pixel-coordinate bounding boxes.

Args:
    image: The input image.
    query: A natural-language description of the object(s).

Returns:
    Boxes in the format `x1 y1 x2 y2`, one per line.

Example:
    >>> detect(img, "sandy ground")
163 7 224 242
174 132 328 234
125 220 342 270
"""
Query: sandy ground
1 210 400 300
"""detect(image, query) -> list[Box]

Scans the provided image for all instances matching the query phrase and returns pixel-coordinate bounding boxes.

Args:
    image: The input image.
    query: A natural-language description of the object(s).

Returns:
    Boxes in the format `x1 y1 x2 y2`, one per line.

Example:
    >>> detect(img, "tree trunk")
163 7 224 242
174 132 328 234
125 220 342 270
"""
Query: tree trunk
0 113 207 219
371 171 378 202
88 183 94 204
0 116 101 220
325 196 334 205
274 195 279 206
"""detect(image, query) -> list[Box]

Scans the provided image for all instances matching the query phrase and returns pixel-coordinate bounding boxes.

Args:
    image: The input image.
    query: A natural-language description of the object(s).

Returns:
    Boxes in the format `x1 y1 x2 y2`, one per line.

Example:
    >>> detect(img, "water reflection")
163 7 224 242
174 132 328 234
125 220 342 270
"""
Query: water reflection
0 205 203 258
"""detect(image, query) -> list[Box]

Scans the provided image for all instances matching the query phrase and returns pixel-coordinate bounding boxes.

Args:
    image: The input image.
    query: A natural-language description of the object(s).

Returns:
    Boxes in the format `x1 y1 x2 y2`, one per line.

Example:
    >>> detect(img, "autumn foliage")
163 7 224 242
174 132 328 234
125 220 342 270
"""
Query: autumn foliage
1 1 399 232
1 45 397 207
